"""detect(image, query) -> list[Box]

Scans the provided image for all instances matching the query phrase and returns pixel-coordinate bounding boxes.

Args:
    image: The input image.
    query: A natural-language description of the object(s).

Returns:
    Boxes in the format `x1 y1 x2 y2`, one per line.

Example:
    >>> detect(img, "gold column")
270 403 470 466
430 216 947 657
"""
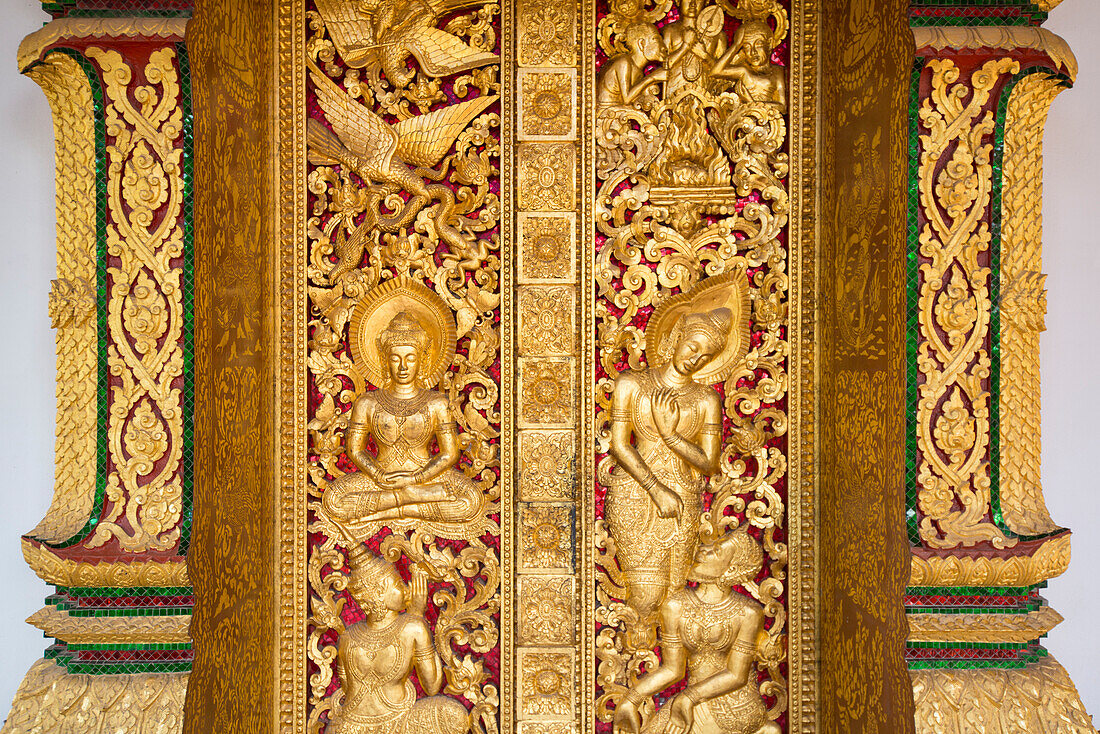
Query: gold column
906 4 1094 730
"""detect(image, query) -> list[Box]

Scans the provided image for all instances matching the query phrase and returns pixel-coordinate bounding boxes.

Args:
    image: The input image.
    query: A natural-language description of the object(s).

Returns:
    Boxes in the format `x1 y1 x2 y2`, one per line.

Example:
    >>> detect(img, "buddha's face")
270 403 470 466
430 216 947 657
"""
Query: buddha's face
672 332 719 376
742 29 771 72
386 344 421 387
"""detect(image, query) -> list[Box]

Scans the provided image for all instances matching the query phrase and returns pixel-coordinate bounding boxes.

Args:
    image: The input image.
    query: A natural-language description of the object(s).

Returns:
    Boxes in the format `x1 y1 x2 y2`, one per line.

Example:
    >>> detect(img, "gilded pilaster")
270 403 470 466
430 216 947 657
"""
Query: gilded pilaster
4 5 194 732
905 2 1091 730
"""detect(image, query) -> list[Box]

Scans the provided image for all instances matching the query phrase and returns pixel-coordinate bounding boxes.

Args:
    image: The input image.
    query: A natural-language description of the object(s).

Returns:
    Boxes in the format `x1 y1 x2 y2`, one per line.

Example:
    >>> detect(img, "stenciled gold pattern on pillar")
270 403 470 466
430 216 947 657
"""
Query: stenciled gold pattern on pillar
997 71 1067 537
914 58 1018 550
24 52 98 545
304 2 501 731
593 0 790 727
82 46 187 553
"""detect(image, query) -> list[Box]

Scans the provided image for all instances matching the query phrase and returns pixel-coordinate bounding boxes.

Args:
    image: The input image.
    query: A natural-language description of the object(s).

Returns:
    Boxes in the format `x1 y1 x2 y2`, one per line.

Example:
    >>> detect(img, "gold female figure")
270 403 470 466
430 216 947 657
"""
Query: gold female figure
613 530 780 734
328 544 469 734
322 310 483 539
606 307 730 645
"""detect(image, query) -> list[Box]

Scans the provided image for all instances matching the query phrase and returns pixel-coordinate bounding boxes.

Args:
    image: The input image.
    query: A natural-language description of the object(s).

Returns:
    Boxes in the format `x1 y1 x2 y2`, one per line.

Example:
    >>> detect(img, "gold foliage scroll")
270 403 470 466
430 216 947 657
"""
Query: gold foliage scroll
914 58 1018 550
81 46 188 553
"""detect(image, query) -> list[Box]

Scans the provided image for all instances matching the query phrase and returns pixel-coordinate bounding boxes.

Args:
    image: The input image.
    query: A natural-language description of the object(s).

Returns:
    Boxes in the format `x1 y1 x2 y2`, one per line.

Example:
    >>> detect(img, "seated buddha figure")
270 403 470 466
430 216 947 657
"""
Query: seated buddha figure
328 543 469 734
614 529 780 734
322 310 483 539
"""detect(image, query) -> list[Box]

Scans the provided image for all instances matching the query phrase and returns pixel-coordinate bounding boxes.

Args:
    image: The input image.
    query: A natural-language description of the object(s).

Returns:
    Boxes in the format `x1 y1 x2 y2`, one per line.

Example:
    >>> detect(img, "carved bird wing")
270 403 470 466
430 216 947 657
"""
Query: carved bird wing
312 0 378 69
393 94 497 168
308 59 399 174
405 27 497 78
423 0 489 18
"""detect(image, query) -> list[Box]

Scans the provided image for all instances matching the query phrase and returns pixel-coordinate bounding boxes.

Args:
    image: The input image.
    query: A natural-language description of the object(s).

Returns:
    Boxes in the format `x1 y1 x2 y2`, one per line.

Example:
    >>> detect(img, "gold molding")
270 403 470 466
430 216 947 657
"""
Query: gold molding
23 51 98 549
912 26 1077 82
1 659 187 734
26 606 192 645
21 539 190 588
907 605 1062 644
18 18 189 72
912 656 1094 734
909 535 1071 587
998 70 1068 537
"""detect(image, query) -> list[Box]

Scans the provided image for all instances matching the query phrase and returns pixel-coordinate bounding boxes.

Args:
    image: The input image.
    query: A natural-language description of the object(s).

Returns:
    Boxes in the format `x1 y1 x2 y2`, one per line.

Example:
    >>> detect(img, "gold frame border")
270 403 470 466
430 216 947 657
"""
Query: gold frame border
788 0 820 730
275 1 307 731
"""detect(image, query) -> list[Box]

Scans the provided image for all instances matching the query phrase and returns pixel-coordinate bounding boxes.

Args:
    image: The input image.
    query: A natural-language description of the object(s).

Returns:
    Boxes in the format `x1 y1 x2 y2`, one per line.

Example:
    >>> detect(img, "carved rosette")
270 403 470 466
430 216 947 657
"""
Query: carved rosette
906 4 1092 731
5 10 195 734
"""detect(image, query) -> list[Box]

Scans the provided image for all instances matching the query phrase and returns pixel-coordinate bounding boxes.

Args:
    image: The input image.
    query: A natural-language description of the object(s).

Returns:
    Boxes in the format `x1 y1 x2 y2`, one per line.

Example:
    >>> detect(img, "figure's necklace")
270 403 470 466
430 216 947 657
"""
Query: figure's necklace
375 388 431 418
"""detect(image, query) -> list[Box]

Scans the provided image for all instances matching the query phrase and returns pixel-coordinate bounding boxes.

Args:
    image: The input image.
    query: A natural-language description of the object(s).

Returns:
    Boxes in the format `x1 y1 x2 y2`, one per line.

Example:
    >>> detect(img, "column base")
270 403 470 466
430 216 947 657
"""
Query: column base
912 654 1095 733
1 658 187 734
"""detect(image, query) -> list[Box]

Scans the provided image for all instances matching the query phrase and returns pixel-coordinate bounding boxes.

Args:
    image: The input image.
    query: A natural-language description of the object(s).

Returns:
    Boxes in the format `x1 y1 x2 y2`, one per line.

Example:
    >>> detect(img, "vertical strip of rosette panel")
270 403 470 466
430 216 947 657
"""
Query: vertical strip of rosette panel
904 3 1095 731
514 0 583 728
5 11 194 734
590 1 792 732
303 1 505 732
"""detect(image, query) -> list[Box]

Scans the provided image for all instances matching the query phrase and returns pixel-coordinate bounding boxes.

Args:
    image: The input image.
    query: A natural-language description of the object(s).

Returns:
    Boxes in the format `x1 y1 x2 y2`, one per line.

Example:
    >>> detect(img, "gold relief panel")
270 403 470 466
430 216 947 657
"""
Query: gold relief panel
520 503 575 573
517 143 577 211
518 648 577 721
518 429 576 502
517 0 578 67
518 212 577 284
519 357 576 427
518 723 579 734
519 286 577 357
518 69 578 141
518 575 577 645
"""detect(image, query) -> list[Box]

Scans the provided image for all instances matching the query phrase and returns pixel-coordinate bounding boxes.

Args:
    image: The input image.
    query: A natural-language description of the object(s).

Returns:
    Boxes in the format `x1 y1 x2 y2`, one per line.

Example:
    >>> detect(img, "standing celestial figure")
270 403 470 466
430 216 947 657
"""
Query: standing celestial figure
613 529 780 734
605 272 750 649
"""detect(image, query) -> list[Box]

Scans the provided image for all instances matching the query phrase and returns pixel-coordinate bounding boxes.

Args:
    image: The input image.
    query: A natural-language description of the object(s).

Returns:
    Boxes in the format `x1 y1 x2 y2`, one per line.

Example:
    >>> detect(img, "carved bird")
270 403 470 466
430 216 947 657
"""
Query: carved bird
314 0 497 88
307 59 497 280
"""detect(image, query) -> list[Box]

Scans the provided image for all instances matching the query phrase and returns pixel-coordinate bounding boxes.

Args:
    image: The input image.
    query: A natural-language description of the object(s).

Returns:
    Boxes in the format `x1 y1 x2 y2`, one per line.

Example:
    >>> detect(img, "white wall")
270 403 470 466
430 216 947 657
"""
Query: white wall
0 1 62 714
0 0 1097 725
1035 2 1100 723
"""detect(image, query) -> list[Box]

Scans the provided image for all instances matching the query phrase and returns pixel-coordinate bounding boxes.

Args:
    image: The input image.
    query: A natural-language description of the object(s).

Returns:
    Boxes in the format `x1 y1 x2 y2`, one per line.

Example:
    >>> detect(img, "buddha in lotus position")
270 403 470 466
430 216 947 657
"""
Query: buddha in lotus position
322 311 483 538
328 543 469 734
614 529 780 734
606 307 731 647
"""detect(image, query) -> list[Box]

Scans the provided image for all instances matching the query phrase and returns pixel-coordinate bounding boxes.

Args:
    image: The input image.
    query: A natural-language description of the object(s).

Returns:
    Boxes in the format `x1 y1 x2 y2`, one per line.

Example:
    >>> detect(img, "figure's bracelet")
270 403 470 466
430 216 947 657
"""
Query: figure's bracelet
682 687 703 705
622 689 645 707
639 473 659 492
665 432 684 448
733 639 756 657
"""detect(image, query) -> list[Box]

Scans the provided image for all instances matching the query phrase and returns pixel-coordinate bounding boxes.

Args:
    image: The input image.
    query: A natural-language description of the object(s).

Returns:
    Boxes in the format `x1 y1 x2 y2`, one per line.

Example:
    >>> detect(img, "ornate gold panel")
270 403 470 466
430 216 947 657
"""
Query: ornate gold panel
7 0 929 730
